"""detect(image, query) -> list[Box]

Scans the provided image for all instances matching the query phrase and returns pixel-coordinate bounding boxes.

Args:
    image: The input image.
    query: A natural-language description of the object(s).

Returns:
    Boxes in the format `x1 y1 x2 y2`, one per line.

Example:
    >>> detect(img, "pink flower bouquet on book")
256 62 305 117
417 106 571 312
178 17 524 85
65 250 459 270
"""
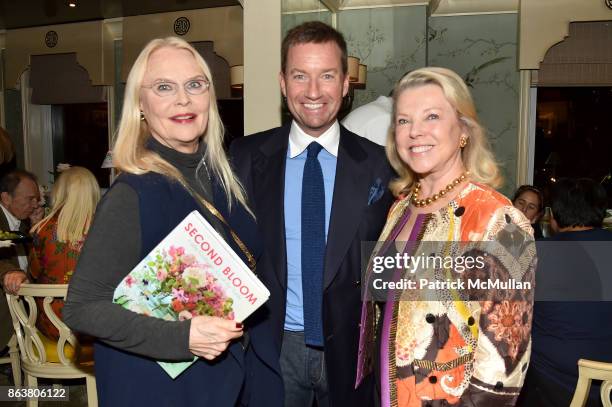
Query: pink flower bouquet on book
115 245 234 321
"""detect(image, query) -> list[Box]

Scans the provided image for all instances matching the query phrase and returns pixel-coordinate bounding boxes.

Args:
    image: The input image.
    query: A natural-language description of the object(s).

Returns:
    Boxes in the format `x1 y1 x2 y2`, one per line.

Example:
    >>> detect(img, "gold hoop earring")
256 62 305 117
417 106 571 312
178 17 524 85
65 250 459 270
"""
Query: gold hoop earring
460 136 468 148
140 111 145 121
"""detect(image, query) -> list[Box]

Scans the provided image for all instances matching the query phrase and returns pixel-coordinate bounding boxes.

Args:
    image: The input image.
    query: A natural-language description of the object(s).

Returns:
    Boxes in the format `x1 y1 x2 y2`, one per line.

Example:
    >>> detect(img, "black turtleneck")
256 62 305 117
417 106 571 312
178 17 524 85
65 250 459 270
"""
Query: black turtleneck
146 136 213 202
63 137 221 361
146 137 226 237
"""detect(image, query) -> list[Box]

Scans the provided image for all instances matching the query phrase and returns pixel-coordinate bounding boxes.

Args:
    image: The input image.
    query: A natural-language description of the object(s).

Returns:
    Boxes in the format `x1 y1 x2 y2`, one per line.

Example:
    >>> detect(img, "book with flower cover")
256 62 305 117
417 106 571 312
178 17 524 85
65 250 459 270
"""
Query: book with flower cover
112 210 270 379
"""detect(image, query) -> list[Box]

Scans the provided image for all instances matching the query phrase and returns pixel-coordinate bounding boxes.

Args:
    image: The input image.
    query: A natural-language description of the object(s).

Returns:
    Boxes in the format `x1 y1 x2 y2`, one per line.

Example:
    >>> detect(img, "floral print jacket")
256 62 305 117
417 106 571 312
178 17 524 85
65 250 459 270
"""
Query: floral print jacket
357 182 536 407
28 216 85 339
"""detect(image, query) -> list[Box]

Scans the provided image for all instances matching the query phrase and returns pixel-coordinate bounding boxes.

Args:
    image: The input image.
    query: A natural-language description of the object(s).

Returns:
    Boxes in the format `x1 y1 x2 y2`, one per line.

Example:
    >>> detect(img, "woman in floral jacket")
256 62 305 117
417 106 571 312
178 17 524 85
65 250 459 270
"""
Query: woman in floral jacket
29 166 100 339
356 67 536 406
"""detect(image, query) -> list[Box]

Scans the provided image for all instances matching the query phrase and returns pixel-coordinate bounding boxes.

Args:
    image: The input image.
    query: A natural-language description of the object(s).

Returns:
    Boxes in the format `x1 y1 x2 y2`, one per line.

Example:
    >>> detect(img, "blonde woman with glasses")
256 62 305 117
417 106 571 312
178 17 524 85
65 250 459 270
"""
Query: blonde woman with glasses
63 37 282 407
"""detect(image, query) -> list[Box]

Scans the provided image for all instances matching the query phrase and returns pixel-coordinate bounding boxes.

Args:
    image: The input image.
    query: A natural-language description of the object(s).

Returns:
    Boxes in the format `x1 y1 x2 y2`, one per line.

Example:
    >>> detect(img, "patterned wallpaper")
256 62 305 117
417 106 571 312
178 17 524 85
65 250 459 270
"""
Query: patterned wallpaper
339 6 427 108
428 14 519 194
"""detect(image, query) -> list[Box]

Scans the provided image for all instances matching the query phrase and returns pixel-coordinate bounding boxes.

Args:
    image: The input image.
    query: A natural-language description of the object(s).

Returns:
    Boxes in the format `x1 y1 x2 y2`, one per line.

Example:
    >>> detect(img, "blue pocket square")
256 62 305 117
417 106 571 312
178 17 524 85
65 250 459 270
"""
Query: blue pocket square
367 178 384 206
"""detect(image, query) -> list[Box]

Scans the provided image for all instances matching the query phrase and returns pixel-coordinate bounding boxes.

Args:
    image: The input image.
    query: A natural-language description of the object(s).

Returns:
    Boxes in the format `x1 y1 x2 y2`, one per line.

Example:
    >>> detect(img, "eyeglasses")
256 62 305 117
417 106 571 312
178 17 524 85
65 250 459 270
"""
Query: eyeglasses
141 79 210 97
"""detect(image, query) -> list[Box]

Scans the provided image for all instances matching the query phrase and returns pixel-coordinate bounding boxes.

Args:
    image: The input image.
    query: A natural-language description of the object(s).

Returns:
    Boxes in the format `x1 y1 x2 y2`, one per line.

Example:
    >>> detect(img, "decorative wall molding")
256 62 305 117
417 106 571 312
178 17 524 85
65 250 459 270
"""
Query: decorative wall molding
519 0 612 70
5 20 116 89
283 0 517 13
432 10 517 17
431 0 517 16
343 0 427 8
320 0 342 12
535 21 612 86
121 7 242 81
104 18 123 41
340 3 426 10
515 0 612 187
283 0 425 13
282 7 331 15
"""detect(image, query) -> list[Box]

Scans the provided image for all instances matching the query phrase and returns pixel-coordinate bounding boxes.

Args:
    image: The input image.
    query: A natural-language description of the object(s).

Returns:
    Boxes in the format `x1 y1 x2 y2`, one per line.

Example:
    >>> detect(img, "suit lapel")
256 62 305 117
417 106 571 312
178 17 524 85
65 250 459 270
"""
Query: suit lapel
253 125 290 290
324 127 371 289
0 210 9 232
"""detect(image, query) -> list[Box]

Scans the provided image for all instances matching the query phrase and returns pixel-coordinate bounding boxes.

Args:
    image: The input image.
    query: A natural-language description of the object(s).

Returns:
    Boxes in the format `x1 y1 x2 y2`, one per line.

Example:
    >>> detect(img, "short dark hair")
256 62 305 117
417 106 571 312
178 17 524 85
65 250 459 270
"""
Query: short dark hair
512 185 544 212
550 178 607 228
281 21 348 75
0 170 38 196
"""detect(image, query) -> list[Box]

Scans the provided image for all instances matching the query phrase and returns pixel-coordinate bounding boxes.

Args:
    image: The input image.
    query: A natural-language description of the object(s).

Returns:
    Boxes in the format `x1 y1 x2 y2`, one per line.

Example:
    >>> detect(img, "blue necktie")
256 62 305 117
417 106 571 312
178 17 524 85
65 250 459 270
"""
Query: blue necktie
302 142 325 347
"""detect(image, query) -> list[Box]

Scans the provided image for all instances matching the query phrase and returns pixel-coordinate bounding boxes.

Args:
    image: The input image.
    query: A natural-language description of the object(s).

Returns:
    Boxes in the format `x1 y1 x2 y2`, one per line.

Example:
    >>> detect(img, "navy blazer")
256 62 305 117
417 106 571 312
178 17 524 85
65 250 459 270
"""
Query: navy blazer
91 173 283 407
230 123 395 407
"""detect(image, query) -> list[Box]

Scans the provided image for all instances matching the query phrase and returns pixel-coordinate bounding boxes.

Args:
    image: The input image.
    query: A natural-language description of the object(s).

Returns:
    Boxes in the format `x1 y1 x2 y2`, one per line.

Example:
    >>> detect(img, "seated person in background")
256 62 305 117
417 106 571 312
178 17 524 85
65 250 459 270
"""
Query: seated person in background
341 94 392 147
519 178 612 407
0 170 43 354
512 184 544 238
29 166 100 340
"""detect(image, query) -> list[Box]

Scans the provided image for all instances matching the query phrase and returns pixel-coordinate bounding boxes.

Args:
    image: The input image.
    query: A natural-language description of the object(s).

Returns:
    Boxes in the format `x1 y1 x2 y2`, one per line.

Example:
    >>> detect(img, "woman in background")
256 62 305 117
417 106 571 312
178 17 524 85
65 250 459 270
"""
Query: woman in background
512 185 544 238
29 166 100 339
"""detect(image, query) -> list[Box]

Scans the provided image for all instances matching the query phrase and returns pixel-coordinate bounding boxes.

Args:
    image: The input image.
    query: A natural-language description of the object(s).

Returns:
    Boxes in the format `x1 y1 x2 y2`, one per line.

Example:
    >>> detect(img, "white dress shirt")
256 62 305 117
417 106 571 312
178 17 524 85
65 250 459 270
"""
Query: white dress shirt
0 204 28 271
288 120 340 158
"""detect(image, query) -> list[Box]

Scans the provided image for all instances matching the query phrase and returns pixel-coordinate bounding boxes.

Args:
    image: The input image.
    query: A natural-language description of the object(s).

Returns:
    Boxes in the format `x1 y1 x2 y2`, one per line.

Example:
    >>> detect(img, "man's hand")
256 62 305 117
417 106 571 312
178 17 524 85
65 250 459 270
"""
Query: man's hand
29 206 45 225
188 316 243 360
2 270 28 295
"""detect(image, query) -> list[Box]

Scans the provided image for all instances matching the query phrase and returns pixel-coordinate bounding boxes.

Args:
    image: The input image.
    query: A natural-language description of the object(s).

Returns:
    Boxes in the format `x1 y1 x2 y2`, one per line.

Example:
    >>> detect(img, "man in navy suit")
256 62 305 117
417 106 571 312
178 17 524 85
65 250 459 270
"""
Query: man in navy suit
230 21 394 407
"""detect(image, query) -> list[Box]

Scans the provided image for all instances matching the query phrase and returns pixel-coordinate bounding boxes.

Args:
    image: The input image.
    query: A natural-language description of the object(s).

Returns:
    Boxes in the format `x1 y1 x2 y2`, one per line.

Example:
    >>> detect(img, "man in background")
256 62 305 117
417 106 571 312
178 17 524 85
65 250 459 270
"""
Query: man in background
0 170 42 353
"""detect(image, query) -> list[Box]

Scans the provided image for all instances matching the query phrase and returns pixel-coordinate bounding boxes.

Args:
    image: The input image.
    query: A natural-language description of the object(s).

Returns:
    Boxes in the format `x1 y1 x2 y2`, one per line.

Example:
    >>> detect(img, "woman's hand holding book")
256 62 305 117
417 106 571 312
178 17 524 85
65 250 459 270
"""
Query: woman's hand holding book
188 315 243 360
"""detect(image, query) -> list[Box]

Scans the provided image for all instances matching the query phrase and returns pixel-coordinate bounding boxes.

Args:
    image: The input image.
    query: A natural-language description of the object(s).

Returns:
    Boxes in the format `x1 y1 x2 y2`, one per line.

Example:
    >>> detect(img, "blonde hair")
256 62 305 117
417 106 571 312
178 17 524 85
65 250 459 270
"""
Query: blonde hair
386 67 502 197
0 127 15 165
112 36 251 214
32 166 101 243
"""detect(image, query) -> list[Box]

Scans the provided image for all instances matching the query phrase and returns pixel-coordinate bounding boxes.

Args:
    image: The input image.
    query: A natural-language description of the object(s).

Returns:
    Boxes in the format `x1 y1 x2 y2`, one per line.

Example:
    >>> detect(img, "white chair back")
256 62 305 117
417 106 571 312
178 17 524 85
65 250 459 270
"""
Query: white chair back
6 283 97 407
570 358 612 407
8 284 76 365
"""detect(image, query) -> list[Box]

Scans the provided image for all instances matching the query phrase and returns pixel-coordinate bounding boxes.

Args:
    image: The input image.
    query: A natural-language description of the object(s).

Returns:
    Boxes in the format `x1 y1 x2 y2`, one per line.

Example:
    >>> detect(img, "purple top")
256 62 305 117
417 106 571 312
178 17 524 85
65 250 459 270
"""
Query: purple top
380 212 426 407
